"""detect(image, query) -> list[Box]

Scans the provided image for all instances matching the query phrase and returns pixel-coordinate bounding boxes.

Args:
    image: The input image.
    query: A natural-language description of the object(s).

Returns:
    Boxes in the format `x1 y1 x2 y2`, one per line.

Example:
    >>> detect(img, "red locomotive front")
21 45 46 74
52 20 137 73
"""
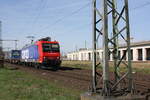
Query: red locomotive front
36 37 61 67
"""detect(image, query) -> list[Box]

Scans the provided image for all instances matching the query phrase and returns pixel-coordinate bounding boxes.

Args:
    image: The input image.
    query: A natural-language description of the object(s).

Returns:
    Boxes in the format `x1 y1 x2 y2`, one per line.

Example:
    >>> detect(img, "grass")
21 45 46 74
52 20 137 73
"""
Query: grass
1 61 149 99
0 68 80 100
62 60 150 74
61 61 92 69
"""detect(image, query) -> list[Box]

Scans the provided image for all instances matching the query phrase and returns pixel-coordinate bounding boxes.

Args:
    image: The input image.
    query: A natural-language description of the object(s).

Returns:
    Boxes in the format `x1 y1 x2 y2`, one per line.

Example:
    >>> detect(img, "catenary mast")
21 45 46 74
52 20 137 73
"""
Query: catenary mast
91 0 134 96
0 21 4 68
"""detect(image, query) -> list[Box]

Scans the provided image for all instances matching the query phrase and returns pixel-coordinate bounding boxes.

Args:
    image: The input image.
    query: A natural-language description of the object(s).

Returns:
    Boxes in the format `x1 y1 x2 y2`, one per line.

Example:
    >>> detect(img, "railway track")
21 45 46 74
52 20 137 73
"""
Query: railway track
5 63 92 91
5 63 150 95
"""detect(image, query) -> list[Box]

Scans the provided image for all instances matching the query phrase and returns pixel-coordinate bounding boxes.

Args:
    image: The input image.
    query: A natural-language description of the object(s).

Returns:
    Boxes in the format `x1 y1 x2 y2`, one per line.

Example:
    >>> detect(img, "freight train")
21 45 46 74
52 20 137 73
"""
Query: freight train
4 50 21 64
4 37 61 69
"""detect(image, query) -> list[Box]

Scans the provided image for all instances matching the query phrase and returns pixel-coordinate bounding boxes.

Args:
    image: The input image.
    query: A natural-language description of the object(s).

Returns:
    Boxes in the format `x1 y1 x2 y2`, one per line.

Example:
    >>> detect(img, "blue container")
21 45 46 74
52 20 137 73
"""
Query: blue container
21 45 39 62
11 50 21 59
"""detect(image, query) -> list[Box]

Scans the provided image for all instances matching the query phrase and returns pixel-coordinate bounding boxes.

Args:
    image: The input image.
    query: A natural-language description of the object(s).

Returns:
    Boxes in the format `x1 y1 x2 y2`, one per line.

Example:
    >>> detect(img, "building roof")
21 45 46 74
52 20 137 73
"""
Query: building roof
67 40 150 54
119 41 150 48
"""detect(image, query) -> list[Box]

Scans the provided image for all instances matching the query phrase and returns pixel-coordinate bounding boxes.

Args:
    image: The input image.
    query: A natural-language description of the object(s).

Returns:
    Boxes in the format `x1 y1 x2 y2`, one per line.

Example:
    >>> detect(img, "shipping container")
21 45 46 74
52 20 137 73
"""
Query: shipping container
11 50 21 59
4 50 21 63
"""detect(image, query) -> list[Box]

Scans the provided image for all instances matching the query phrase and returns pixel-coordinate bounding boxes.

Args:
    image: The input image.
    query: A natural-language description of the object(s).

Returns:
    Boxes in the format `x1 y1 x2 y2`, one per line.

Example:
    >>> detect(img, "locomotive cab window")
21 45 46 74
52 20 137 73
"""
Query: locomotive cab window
42 43 60 52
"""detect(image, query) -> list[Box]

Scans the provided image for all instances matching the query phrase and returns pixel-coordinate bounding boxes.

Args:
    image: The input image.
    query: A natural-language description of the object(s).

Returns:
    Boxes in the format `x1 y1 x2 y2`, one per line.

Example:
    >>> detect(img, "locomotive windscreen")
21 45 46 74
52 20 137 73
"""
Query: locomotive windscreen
42 43 60 52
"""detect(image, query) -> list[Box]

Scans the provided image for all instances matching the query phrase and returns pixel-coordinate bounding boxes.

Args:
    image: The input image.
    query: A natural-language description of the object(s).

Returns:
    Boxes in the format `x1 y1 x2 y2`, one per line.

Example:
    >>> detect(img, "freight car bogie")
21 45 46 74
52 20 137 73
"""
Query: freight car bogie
10 59 20 64
34 63 40 69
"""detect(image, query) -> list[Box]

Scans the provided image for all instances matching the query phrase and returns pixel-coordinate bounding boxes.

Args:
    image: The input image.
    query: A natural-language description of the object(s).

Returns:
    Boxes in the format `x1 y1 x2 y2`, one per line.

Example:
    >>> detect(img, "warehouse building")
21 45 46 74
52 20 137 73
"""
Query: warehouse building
67 41 150 61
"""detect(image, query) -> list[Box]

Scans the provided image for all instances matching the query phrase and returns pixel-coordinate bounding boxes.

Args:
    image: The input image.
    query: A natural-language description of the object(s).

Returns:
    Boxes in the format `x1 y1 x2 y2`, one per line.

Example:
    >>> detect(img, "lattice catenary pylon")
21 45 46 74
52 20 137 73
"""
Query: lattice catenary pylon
91 0 134 96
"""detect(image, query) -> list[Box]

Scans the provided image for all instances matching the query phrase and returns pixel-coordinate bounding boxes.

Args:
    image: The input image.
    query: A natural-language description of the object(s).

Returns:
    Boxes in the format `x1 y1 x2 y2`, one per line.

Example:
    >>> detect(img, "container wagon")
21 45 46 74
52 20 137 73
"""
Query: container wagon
4 50 21 64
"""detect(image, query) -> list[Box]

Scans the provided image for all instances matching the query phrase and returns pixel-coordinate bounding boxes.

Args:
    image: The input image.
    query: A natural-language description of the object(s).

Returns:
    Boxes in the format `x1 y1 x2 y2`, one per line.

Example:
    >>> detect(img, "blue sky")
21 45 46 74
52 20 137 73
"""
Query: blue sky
0 0 150 53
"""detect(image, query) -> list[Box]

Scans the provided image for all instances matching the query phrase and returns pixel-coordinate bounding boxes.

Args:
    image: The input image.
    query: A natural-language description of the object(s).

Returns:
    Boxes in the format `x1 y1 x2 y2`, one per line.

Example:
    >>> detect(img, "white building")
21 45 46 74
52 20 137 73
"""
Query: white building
67 41 150 61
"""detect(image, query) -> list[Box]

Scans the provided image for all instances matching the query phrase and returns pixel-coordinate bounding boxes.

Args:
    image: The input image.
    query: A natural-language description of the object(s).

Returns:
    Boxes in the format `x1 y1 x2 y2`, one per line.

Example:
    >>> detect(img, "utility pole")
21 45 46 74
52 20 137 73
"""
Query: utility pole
0 21 4 68
91 0 134 96
92 0 97 92
26 36 35 44
85 40 87 49
0 21 2 52
75 45 78 52
14 40 18 50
